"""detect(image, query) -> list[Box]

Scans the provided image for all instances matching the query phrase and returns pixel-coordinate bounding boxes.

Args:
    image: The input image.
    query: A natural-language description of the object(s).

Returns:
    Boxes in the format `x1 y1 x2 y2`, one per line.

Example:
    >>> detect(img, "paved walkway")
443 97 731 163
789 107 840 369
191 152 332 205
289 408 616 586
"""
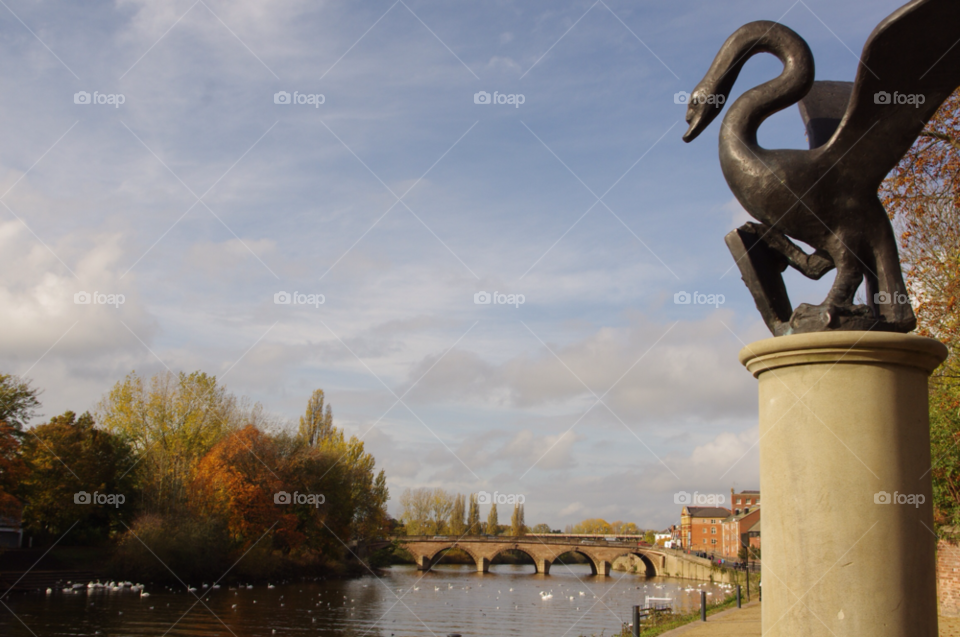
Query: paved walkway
656 602 760 637
655 603 960 636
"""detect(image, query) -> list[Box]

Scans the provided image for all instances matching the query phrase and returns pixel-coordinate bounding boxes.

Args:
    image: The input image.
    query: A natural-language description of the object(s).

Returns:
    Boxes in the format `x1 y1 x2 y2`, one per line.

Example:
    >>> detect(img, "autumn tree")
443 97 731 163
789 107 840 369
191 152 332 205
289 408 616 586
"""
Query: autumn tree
467 494 480 535
282 393 389 549
399 487 433 535
298 389 333 447
429 488 453 534
486 502 498 535
880 89 960 535
0 375 41 433
881 88 960 374
566 518 613 534
97 370 260 513
530 523 552 534
0 422 27 519
191 425 301 551
20 412 135 543
510 503 525 536
448 493 466 536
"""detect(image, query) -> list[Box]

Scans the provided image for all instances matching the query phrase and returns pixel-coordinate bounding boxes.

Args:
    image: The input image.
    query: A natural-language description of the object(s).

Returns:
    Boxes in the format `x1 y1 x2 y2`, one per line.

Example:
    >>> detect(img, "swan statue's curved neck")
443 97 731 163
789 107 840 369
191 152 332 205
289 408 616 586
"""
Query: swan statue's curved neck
706 21 815 150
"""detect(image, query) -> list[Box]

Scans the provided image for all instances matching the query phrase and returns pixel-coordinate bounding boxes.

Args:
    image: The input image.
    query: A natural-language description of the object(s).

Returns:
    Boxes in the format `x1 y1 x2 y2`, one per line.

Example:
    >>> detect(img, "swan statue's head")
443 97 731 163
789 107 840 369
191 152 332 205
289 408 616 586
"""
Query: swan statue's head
681 83 729 143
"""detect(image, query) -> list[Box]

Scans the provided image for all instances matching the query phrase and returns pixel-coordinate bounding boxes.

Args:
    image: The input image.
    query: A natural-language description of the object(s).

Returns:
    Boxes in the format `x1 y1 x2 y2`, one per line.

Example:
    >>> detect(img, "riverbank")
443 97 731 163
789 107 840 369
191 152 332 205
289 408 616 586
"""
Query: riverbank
636 603 960 637
0 546 377 592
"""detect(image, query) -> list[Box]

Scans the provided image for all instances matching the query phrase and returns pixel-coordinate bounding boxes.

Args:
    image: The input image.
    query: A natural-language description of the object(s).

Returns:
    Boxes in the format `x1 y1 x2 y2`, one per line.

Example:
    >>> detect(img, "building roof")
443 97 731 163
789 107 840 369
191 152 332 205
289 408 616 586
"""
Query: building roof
743 519 761 534
684 506 731 518
723 505 761 523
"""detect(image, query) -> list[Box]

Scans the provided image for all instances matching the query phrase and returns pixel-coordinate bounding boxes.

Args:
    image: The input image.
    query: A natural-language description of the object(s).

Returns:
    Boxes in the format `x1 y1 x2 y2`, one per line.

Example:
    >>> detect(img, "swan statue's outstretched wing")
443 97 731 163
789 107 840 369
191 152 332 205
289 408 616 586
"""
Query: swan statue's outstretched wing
826 0 960 186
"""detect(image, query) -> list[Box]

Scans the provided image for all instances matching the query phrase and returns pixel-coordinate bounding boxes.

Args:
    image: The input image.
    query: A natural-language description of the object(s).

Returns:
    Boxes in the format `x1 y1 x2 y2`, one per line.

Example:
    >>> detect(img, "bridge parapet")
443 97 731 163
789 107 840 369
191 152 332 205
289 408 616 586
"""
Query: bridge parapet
391 536 739 583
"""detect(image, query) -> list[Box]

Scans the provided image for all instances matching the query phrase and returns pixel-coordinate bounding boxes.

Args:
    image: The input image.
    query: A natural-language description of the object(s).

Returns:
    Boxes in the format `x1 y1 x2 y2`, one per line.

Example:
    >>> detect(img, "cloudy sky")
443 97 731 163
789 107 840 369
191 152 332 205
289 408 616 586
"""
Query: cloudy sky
1 0 908 530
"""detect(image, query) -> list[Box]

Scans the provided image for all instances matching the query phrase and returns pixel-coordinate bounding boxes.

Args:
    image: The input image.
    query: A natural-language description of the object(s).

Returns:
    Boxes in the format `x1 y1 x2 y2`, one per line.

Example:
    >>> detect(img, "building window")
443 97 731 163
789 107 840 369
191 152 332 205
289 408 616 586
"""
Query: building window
711 527 716 534
736 498 741 505
711 539 717 545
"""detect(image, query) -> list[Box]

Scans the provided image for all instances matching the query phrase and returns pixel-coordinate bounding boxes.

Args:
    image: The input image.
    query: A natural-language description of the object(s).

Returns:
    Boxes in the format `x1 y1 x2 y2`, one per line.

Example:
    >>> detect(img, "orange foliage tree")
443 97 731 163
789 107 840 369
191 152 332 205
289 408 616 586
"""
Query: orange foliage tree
0 421 27 519
191 425 302 551
881 89 960 377
880 88 960 533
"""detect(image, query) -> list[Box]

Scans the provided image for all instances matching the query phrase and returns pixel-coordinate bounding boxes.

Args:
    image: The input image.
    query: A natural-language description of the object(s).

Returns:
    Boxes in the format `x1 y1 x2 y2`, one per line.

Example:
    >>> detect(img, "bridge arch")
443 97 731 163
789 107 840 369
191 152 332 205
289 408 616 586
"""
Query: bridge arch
609 551 659 577
546 548 601 574
417 543 489 573
488 545 548 574
425 543 483 566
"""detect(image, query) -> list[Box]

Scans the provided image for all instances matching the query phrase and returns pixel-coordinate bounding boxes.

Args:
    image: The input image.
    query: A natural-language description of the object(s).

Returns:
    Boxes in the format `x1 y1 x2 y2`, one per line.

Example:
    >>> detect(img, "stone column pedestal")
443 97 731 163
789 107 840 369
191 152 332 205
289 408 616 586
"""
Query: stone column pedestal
739 331 946 637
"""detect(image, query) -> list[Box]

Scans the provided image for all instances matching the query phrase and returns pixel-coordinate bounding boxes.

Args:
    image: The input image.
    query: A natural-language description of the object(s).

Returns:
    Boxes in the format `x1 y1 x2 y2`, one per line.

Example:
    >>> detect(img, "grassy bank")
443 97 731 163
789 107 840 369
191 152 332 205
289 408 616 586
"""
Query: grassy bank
580 592 745 637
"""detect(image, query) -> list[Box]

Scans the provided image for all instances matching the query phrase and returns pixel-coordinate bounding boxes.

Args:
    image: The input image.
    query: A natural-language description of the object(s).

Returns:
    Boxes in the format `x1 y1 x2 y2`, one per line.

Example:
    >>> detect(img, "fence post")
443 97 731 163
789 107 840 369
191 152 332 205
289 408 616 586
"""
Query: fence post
632 605 640 637
701 591 707 621
737 584 742 608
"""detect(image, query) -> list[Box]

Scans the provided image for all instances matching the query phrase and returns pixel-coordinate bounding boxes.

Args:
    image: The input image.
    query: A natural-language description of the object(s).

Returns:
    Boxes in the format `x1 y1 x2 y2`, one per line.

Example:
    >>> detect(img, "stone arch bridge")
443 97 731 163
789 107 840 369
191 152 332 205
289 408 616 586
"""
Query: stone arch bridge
389 535 730 580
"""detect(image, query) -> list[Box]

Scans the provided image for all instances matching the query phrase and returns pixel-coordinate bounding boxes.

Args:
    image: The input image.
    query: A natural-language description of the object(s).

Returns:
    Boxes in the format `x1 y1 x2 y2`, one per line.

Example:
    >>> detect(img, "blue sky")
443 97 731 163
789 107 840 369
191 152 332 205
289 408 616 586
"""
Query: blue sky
1 0 908 530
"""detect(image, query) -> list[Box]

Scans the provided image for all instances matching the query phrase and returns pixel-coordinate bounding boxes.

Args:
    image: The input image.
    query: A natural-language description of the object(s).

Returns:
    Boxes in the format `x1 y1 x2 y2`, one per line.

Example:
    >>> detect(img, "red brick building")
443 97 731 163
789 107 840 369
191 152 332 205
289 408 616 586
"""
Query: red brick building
730 489 760 513
680 506 730 550
939 537 960 616
720 507 760 558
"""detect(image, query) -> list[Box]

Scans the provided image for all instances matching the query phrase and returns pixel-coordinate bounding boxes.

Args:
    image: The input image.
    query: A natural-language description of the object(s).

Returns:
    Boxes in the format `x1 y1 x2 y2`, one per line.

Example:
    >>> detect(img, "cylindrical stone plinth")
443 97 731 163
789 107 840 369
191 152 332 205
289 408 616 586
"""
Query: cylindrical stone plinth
739 332 947 637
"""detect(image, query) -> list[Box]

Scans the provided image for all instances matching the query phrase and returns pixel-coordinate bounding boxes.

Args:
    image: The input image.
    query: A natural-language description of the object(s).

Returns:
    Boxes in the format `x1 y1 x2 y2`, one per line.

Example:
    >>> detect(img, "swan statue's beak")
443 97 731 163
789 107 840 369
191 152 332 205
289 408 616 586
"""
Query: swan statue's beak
682 97 723 143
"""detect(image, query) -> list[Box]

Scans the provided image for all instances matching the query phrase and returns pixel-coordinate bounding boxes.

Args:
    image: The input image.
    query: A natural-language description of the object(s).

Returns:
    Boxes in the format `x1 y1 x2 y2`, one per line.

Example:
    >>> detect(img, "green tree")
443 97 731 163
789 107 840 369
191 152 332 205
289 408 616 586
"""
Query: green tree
20 411 135 544
0 374 41 432
644 530 656 545
467 493 480 534
399 487 433 535
567 518 613 534
486 502 498 535
0 422 27 518
530 523 552 534
510 503 525 536
449 493 466 536
97 370 256 514
430 488 453 534
298 389 333 447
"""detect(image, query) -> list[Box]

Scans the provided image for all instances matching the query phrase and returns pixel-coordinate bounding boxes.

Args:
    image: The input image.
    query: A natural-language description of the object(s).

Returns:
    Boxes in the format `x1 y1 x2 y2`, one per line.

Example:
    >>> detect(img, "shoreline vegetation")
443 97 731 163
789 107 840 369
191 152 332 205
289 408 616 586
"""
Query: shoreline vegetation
0 371 391 586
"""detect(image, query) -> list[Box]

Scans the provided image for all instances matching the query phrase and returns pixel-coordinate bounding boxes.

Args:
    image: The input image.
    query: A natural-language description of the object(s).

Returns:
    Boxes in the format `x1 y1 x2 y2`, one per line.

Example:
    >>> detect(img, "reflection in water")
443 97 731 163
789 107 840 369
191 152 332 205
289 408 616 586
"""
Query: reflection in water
0 564 736 637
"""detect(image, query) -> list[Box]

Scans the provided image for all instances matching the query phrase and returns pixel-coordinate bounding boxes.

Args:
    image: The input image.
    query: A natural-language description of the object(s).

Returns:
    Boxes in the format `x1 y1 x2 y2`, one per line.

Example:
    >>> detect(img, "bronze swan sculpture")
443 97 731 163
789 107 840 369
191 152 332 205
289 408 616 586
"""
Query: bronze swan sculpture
683 0 960 335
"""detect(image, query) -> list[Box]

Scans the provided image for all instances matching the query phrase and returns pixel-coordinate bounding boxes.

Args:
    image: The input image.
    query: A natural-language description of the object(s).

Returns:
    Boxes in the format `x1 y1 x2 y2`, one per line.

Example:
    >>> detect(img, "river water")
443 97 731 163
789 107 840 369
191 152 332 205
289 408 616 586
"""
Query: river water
0 564 737 636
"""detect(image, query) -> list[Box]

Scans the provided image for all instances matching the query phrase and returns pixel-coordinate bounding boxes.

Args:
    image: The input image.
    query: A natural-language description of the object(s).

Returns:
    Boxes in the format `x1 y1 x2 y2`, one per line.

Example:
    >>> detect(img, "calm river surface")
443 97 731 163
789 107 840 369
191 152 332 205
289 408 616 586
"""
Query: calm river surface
0 564 736 637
